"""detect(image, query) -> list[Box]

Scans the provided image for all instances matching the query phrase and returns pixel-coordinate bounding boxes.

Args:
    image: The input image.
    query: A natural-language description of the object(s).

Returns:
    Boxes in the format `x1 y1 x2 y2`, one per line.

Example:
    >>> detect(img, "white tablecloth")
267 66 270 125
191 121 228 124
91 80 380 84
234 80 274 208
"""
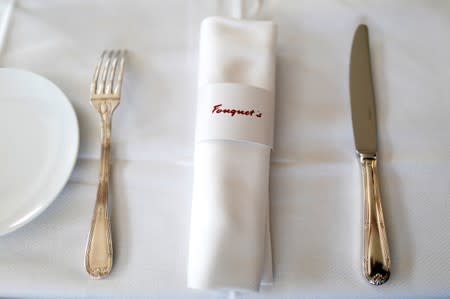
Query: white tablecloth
0 1 449 298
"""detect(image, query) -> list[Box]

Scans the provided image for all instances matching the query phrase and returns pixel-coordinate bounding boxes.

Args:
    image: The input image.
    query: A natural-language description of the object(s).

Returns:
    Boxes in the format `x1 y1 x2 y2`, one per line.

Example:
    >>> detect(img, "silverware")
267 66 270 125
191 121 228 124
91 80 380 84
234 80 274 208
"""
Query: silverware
85 50 126 279
349 25 391 285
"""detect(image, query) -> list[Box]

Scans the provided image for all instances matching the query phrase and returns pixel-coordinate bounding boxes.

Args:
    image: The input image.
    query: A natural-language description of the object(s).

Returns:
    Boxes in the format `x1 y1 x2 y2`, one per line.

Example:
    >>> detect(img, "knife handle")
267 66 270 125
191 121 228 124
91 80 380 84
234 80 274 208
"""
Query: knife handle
360 156 391 285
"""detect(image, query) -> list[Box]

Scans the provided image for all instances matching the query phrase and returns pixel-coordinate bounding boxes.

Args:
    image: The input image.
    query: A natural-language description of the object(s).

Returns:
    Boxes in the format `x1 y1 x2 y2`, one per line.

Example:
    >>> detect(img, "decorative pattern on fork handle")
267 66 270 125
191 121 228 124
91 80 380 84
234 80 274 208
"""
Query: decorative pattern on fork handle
85 50 126 279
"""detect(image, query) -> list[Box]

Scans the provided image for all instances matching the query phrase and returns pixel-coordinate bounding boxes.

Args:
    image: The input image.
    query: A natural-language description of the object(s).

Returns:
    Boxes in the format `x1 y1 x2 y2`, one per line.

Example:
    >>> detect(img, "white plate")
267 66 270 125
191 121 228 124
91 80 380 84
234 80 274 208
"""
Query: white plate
0 68 79 236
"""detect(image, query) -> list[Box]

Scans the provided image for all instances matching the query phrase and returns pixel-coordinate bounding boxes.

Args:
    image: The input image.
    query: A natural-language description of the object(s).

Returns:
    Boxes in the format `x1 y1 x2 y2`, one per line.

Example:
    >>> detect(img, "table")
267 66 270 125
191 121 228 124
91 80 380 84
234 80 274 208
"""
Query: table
0 1 449 298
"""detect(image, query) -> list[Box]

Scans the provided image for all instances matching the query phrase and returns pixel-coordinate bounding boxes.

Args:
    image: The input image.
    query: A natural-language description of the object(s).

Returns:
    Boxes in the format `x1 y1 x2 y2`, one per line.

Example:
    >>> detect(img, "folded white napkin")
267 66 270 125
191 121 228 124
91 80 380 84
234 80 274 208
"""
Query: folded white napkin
188 16 276 291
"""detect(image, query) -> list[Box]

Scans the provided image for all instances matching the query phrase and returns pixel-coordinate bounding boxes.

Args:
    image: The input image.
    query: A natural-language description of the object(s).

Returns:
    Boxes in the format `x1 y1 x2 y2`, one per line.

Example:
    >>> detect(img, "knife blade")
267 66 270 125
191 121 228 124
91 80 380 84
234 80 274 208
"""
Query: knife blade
350 24 391 286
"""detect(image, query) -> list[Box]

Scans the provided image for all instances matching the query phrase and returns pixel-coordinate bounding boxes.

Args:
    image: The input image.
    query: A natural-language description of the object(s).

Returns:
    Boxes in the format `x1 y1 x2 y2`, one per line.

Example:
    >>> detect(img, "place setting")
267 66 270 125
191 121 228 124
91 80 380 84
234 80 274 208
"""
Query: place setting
1 1 449 298
0 13 389 290
0 0 388 287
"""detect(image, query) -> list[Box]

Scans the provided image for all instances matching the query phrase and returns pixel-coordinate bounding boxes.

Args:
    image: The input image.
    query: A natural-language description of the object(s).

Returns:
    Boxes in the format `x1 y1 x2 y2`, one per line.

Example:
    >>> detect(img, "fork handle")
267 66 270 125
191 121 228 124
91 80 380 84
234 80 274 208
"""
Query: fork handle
85 120 113 279
361 156 391 285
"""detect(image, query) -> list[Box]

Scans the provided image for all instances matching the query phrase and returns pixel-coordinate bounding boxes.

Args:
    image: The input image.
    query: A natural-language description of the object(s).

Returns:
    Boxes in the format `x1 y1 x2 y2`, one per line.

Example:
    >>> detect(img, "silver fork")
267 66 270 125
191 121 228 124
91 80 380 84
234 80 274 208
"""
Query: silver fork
85 50 126 279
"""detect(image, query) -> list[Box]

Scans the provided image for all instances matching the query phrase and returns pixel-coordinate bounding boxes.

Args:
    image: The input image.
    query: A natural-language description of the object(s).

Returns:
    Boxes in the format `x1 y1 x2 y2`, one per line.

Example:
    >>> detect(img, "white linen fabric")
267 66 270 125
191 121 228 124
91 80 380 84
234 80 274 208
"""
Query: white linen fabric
0 1 449 299
188 16 276 291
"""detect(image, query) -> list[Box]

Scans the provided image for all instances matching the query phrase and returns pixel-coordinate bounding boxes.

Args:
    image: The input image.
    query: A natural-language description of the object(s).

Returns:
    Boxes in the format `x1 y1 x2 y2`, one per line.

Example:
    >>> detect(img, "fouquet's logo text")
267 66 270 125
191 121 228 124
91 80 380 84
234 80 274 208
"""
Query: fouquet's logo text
211 104 262 118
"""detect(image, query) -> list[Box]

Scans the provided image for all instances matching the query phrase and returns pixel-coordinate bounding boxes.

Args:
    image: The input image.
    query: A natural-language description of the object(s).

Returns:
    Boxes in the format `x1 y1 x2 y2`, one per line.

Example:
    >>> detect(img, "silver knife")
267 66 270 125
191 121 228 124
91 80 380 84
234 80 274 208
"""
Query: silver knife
350 24 391 285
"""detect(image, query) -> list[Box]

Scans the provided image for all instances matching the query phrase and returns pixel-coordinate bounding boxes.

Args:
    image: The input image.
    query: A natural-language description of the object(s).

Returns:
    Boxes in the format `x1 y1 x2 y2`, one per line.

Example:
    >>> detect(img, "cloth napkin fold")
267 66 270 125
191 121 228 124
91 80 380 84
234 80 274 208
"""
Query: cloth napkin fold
188 16 276 291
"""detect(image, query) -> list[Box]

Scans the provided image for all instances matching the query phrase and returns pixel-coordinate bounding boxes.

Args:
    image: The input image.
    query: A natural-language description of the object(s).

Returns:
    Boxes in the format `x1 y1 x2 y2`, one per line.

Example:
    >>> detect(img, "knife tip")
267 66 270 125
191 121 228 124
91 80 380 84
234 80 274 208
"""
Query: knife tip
357 24 369 33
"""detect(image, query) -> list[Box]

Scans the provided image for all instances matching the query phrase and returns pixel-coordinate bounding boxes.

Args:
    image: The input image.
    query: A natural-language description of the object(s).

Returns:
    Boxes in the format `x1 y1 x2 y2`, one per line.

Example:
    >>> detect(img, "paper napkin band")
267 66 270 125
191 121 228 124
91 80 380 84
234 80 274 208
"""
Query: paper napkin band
195 83 275 148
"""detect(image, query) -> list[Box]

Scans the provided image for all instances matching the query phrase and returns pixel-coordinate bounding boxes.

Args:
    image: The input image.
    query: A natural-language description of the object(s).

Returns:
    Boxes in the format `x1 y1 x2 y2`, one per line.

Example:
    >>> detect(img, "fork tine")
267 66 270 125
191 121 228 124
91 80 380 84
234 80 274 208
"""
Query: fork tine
97 50 112 94
113 50 126 95
105 50 119 94
90 51 106 95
